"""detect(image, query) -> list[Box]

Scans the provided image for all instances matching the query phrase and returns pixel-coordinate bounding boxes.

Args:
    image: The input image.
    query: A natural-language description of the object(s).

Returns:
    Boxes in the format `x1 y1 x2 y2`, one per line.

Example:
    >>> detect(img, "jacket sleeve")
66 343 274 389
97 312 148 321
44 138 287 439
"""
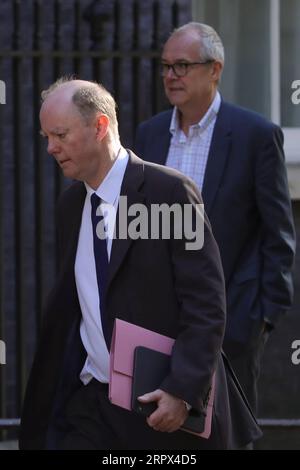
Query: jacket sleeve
255 124 296 325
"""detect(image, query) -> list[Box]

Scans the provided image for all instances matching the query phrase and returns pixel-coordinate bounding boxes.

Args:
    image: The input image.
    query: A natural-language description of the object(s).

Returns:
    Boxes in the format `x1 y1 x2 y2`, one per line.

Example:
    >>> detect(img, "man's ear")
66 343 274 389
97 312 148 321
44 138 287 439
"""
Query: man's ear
95 114 109 140
210 61 223 82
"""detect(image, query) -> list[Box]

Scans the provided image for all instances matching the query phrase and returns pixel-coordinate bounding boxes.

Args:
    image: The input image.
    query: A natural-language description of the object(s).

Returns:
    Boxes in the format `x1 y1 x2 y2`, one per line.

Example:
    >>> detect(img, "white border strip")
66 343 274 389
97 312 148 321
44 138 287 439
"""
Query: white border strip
270 0 281 124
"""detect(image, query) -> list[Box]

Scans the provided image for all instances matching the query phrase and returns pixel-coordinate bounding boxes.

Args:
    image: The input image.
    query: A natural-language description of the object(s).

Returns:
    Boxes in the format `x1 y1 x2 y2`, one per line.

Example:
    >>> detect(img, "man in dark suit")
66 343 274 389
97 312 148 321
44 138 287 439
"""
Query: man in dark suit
135 22 296 415
19 78 261 450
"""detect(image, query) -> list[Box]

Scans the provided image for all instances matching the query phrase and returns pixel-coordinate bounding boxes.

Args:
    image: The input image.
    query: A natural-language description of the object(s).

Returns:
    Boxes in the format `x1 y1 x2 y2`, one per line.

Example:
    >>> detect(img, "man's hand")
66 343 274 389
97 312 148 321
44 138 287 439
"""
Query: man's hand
138 389 188 433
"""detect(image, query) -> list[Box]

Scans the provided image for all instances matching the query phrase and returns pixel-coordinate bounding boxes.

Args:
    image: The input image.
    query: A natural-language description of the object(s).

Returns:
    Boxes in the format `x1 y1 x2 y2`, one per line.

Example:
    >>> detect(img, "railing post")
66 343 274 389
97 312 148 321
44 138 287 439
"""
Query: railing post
83 0 115 91
83 0 115 50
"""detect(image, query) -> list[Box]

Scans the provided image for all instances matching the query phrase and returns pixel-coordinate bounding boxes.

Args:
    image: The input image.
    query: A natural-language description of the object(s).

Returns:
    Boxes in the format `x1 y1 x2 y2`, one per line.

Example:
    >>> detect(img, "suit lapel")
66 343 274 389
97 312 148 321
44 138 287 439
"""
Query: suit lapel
107 151 145 289
158 129 172 165
153 111 172 165
202 102 232 215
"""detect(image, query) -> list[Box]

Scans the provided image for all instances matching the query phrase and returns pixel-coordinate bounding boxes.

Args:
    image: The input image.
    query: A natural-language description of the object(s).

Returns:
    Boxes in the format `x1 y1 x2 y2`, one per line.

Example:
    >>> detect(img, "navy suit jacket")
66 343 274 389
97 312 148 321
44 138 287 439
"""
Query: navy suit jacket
135 101 296 355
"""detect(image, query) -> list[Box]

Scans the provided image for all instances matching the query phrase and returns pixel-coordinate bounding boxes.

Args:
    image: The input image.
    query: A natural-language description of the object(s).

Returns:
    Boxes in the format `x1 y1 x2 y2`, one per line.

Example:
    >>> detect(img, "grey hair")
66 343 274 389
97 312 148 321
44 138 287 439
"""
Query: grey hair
171 22 224 66
41 76 119 140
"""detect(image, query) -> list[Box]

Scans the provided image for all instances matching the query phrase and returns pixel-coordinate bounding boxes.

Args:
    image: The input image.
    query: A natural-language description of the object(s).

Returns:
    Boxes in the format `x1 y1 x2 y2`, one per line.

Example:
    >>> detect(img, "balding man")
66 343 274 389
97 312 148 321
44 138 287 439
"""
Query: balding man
20 78 261 450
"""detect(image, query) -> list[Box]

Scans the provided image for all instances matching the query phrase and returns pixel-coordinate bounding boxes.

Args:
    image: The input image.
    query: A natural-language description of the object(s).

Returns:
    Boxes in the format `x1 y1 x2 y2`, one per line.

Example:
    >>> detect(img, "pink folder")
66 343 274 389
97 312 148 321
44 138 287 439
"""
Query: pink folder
109 319 174 410
109 318 215 439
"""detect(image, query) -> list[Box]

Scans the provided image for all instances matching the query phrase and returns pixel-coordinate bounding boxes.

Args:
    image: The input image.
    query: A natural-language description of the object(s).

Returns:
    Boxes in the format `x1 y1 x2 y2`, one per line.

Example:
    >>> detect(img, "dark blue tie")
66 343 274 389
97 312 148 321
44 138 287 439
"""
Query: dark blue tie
90 193 110 348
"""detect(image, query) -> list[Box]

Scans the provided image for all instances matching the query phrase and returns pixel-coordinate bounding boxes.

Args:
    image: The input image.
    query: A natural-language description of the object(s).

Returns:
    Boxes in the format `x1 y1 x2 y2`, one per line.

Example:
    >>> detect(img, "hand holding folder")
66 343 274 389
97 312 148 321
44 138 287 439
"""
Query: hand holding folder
131 346 214 435
109 319 215 439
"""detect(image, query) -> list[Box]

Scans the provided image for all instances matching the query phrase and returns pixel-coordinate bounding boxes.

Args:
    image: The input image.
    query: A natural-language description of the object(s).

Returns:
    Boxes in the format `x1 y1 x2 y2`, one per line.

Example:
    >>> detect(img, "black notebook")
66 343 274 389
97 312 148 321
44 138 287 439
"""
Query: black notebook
131 346 206 434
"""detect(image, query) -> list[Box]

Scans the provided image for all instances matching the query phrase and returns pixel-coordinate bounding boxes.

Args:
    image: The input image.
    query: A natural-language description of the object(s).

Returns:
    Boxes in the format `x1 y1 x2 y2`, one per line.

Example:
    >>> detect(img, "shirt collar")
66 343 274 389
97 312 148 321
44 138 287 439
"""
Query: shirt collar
85 146 129 205
169 91 221 135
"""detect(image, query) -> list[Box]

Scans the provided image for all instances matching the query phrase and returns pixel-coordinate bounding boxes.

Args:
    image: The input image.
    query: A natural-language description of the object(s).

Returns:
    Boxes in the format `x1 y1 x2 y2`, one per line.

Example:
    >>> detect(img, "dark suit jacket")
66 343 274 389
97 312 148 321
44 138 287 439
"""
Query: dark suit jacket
134 102 296 355
19 152 261 449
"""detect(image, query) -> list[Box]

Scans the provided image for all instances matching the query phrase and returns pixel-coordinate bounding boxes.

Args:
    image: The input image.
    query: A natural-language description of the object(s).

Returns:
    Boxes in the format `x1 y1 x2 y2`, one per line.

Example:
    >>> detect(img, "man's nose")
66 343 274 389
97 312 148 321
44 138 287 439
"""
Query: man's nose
47 138 59 155
165 66 178 79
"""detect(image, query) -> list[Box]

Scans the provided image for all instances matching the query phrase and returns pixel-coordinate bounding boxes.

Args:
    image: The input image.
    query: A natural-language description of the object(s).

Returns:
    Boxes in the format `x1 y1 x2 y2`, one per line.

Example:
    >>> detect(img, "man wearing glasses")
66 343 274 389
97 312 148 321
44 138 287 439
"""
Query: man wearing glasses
135 22 295 420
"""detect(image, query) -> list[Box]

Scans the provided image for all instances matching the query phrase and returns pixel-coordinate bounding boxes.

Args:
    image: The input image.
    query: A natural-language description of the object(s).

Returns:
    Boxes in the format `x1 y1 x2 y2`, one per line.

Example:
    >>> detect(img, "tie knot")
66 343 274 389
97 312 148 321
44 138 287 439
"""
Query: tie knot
91 193 101 214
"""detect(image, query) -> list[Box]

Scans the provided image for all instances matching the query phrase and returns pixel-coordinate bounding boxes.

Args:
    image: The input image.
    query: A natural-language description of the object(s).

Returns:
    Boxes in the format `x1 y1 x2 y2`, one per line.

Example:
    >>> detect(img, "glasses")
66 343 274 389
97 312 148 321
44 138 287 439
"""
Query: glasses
160 60 214 77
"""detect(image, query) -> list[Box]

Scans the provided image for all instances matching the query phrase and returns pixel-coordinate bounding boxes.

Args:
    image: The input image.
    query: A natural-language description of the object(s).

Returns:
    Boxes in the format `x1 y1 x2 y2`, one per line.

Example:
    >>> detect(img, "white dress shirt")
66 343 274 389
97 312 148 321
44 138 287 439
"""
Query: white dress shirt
75 147 129 384
166 91 221 191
